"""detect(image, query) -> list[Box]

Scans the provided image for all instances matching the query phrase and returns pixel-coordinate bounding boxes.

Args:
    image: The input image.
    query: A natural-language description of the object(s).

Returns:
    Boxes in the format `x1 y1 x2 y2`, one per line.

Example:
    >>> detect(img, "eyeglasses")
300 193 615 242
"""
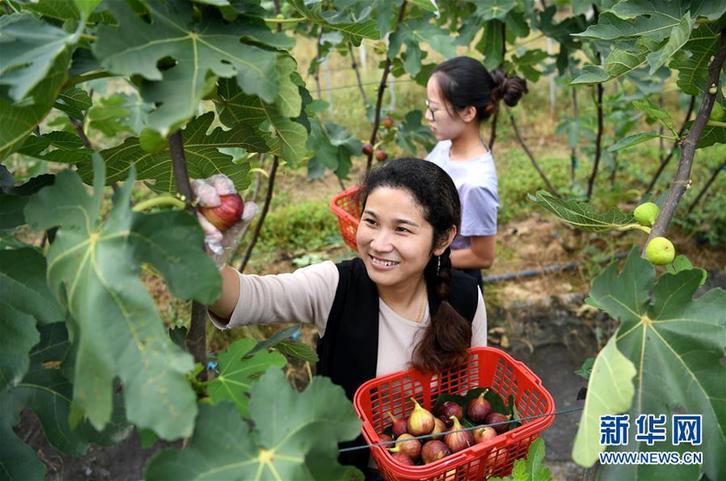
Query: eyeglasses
425 99 438 121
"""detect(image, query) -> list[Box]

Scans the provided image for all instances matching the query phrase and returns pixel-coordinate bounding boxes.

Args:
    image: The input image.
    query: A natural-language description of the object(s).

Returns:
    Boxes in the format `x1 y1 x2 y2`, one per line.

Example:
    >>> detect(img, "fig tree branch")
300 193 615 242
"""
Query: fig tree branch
658 96 665 162
63 70 114 89
240 155 280 273
348 41 369 107
264 16 305 24
168 132 194 210
644 95 695 197
67 93 93 151
169 130 207 375
314 30 323 99
488 21 506 151
647 28 726 243
585 6 604 201
570 86 579 184
68 106 121 193
3 0 20 14
132 194 185 212
687 159 726 216
366 0 408 174
70 118 92 149
252 154 266 202
586 81 604 201
508 110 559 196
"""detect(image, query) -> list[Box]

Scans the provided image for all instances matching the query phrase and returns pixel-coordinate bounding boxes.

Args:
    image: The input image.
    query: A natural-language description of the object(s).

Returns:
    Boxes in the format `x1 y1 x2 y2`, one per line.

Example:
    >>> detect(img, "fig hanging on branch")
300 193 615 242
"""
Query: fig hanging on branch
633 202 660 227
645 236 675 265
192 175 245 233
199 194 245 232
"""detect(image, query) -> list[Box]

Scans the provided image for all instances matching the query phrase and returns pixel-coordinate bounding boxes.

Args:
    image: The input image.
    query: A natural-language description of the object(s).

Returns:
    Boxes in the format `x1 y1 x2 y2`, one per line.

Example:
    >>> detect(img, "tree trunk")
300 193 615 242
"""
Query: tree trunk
647 30 726 242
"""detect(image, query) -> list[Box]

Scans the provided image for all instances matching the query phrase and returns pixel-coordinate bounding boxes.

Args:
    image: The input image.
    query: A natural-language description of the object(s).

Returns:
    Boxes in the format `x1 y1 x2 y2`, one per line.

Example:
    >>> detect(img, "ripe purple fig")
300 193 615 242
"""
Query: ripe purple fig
199 193 244 231
421 440 451 464
473 426 497 444
387 412 408 437
390 452 414 466
466 393 492 423
437 401 463 426
375 150 388 162
444 416 474 453
389 433 421 459
362 143 374 155
431 418 446 440
485 411 512 434
379 433 394 447
407 397 435 436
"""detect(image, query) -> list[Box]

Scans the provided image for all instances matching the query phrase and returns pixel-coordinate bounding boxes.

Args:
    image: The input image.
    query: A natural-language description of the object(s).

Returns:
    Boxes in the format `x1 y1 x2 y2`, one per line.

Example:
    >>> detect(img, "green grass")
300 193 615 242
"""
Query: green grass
256 199 341 254
497 150 571 224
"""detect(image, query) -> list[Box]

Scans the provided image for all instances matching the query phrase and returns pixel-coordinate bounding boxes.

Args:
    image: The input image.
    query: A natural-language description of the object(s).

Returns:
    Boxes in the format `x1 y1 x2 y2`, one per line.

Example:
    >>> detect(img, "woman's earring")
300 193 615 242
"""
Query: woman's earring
436 256 441 276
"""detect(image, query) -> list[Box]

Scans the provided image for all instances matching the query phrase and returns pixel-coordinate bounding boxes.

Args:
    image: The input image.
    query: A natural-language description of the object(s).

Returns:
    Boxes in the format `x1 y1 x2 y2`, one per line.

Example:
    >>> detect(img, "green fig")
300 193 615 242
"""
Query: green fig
645 237 675 265
634 202 659 227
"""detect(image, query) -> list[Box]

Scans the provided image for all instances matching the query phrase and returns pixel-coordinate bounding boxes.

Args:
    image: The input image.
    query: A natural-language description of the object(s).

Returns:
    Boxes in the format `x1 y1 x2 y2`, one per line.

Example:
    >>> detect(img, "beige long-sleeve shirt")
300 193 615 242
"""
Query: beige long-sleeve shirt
212 261 488 377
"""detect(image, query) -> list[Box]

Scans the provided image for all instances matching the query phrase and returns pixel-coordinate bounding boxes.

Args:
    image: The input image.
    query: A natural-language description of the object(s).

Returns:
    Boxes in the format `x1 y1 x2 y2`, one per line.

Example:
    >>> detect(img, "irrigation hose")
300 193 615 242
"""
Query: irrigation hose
480 251 629 285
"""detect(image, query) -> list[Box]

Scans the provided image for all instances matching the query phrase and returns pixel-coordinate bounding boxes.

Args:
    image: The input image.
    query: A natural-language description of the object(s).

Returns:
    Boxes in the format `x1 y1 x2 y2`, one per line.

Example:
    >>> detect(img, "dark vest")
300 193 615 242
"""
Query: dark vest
316 258 479 472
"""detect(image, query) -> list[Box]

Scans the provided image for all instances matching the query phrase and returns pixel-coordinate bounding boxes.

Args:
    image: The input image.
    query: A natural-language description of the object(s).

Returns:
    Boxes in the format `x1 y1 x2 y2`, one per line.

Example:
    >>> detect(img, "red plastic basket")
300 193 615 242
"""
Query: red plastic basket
353 347 555 481
329 185 362 251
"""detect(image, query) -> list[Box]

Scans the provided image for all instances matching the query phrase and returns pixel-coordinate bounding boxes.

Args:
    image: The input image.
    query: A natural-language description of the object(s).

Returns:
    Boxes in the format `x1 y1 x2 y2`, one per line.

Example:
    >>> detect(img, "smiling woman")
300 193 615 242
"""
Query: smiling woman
204 158 488 473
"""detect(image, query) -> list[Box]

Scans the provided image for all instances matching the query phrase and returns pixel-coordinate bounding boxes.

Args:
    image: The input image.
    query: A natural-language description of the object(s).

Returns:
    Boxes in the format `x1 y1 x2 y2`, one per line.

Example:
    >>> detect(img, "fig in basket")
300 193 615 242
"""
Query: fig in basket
436 401 463 426
407 397 435 436
473 425 497 444
379 433 394 447
431 418 446 440
466 392 492 422
390 452 414 466
389 433 422 460
387 411 408 437
444 416 474 452
421 440 451 464
485 411 513 433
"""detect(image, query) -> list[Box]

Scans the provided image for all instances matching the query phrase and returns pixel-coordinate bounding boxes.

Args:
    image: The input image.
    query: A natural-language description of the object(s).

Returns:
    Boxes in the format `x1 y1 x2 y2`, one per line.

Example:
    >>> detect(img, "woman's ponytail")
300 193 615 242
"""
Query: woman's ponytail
489 69 528 110
432 57 528 121
412 248 472 373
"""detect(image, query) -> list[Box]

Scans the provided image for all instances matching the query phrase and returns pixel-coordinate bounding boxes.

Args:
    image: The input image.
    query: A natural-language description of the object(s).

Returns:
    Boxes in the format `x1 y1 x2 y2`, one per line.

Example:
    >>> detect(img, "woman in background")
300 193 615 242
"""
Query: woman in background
425 56 528 285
